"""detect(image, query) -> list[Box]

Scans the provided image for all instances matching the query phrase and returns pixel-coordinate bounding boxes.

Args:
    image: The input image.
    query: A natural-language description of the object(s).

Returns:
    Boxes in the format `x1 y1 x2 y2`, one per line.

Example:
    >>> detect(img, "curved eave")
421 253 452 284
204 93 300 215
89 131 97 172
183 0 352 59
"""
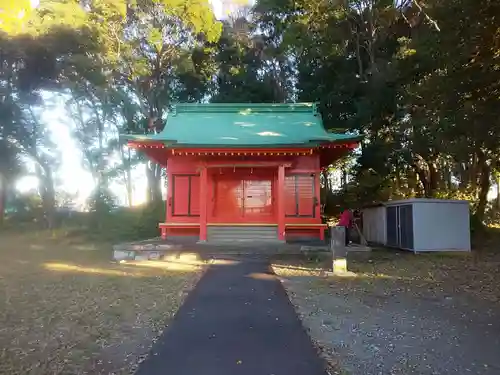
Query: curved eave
120 134 176 144
121 132 363 147
313 134 364 144
173 102 318 113
123 132 362 159
126 139 361 149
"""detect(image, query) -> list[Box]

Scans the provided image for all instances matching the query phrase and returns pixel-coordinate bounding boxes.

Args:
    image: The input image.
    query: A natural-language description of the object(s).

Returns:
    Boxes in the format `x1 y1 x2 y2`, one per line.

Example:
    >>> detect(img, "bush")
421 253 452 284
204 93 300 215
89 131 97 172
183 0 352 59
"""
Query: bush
77 202 166 243
88 185 116 212
3 189 167 243
6 193 44 224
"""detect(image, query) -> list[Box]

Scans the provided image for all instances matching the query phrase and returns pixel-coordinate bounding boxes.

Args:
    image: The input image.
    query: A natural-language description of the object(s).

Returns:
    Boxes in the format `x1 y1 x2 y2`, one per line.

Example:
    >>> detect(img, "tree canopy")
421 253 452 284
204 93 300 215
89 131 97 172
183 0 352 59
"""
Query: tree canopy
0 0 499 228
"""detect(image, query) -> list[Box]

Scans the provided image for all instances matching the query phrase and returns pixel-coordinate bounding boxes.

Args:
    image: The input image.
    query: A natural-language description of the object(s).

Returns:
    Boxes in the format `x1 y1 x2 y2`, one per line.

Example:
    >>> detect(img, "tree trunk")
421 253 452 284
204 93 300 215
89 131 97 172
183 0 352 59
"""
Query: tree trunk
428 161 439 197
395 166 402 193
412 154 440 198
42 173 56 229
458 162 469 189
322 170 330 192
37 163 56 229
442 164 452 190
365 0 377 75
120 144 133 207
496 174 500 210
412 163 428 197
470 153 478 194
146 161 162 203
354 24 364 79
0 174 5 225
341 168 348 190
475 151 490 223
126 147 133 207
404 169 418 196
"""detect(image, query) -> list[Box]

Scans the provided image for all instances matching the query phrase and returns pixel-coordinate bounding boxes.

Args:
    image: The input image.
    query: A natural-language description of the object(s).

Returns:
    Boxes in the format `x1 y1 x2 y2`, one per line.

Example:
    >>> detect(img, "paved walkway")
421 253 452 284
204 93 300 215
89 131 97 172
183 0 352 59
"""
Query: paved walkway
136 258 327 375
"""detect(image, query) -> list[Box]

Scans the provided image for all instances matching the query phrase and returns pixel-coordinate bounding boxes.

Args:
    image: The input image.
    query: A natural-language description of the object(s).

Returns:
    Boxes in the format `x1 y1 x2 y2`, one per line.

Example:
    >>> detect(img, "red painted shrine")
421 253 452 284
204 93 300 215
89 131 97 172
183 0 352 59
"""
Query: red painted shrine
124 103 361 243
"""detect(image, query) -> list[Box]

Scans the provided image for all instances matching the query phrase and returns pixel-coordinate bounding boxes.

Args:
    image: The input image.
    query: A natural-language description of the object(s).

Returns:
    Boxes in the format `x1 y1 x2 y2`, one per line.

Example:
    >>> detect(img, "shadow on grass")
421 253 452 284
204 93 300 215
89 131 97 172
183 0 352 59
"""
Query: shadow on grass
0 230 206 375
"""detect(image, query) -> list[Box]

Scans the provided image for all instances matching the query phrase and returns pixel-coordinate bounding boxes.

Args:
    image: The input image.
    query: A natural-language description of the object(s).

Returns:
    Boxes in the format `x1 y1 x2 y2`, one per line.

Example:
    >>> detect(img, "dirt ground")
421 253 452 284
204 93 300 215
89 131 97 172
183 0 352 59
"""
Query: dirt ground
0 231 206 375
272 249 500 375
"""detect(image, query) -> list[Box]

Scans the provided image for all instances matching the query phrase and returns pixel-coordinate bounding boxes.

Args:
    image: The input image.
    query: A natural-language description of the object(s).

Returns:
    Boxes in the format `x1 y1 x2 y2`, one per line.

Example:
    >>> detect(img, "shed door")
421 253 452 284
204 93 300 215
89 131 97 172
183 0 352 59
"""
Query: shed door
386 206 398 247
398 204 414 249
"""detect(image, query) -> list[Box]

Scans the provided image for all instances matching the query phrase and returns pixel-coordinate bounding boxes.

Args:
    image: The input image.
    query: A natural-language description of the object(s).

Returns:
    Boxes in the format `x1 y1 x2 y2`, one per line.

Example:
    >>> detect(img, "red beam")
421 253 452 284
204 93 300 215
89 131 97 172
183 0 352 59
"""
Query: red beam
202 161 292 169
128 142 358 152
128 141 165 149
172 149 313 156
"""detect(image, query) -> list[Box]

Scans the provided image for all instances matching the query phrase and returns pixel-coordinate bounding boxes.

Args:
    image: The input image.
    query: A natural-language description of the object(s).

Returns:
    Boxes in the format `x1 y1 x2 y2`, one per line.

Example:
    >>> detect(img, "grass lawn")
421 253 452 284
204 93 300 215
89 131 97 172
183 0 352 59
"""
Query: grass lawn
0 230 206 375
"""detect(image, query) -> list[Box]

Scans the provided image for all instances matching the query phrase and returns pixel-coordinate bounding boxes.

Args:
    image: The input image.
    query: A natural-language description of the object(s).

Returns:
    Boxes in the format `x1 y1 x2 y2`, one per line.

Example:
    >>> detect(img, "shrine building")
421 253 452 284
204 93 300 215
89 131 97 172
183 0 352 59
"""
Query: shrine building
123 103 361 243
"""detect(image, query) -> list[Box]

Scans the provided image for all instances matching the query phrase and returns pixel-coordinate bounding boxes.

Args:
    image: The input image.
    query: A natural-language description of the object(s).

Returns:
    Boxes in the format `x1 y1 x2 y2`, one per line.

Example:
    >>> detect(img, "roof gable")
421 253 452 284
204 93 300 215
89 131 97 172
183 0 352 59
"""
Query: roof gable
123 103 361 147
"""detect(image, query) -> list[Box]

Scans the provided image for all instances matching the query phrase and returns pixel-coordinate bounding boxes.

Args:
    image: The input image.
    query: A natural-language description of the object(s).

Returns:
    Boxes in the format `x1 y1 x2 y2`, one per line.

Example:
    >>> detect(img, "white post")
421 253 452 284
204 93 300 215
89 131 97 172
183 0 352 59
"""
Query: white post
331 226 348 274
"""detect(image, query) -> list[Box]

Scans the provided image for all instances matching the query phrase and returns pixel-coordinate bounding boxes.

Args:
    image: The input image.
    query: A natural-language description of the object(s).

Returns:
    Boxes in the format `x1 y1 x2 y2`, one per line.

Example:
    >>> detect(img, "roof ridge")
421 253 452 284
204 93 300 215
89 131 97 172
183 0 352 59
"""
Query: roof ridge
171 102 318 114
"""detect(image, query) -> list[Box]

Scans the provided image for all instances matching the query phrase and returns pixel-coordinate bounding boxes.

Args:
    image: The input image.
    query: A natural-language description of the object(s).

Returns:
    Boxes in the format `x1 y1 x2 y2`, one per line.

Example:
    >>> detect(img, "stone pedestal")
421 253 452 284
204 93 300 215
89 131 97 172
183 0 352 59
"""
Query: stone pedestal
330 226 348 274
112 239 181 261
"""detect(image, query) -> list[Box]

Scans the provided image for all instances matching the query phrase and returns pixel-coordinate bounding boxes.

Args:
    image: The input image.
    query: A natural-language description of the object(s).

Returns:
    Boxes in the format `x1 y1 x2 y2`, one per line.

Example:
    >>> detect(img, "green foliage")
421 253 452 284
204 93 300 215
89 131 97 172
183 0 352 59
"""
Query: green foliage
254 0 500 224
129 202 166 239
2 0 500 241
75 203 165 242
86 186 117 230
6 193 44 223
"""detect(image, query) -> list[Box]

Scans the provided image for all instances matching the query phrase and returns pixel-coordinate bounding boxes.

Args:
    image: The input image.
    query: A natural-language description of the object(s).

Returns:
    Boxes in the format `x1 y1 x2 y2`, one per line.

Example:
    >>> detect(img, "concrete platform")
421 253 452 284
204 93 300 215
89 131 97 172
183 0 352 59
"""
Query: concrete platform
112 237 329 261
113 238 184 261
112 237 375 262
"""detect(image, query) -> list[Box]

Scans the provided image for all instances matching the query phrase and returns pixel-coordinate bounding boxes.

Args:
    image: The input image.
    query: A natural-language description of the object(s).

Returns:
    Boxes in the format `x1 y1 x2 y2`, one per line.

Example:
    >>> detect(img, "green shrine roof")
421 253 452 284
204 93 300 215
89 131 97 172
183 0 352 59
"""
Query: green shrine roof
122 103 361 148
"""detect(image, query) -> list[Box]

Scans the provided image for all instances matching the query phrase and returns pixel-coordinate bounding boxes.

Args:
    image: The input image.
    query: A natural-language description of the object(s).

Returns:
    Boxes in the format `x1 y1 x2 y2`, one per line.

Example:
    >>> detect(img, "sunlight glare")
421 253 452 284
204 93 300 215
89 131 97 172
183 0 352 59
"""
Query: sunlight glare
43 262 145 277
16 176 39 193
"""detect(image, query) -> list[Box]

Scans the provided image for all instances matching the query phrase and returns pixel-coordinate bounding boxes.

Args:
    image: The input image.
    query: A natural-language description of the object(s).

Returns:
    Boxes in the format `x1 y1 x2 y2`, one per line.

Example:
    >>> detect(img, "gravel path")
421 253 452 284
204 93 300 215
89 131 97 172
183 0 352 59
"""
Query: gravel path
278 274 500 375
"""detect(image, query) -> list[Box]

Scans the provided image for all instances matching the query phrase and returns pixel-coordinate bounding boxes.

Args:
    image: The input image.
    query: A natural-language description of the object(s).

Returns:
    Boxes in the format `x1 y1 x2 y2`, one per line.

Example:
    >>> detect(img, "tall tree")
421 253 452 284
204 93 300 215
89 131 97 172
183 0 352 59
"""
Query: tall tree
110 0 221 202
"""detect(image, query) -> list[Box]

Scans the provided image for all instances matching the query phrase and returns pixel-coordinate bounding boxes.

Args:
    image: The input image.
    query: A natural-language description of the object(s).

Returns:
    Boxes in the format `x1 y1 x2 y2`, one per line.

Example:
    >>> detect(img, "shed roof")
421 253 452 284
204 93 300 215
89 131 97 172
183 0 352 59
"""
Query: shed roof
122 103 362 148
383 198 469 206
362 198 469 209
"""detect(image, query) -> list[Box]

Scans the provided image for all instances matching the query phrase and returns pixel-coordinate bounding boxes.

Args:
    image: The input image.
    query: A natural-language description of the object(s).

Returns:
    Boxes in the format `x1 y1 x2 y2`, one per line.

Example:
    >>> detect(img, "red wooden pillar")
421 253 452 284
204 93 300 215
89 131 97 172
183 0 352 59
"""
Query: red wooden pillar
199 165 208 242
162 168 171 240
315 171 325 241
277 164 286 241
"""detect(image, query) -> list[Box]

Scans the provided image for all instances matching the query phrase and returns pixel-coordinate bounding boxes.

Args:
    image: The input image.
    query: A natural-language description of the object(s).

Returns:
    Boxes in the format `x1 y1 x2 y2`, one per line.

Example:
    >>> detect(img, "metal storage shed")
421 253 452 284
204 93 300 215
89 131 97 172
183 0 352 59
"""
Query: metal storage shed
361 199 471 252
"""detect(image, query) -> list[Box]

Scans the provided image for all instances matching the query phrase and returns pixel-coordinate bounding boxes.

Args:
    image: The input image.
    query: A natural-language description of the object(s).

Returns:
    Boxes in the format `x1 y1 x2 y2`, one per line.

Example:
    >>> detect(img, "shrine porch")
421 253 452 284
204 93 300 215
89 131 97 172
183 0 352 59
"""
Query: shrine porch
161 156 327 243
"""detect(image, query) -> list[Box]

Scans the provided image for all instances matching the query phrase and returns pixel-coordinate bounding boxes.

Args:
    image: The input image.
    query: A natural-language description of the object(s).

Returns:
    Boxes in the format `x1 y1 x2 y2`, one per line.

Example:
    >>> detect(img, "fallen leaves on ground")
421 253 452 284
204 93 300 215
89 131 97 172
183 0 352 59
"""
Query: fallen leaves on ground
272 249 500 374
273 249 500 303
0 232 206 375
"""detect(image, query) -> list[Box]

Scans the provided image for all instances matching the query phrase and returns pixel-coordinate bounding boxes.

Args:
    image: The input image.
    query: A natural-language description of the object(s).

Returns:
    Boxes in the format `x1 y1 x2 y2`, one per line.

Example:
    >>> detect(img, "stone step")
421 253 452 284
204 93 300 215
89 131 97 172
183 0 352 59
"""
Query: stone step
207 225 279 242
207 226 278 231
